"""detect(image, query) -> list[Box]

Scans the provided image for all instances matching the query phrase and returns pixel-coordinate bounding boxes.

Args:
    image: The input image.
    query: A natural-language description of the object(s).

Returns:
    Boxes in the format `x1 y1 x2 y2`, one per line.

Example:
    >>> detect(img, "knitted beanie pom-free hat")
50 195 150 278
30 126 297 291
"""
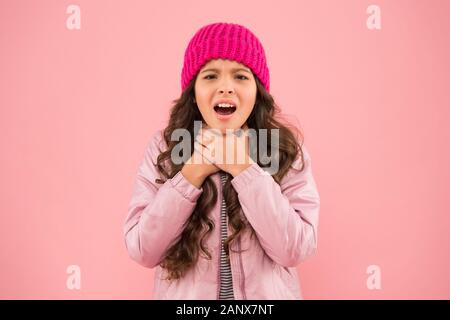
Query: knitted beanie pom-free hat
181 22 270 92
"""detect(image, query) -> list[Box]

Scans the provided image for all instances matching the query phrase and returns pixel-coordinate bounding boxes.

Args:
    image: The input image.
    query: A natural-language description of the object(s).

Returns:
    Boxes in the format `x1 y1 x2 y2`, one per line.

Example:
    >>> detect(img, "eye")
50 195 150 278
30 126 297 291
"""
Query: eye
236 75 249 80
203 74 217 80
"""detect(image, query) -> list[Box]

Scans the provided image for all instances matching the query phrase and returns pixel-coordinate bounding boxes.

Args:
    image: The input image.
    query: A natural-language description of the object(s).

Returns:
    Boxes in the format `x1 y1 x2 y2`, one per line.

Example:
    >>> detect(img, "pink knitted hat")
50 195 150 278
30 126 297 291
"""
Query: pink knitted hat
181 22 270 92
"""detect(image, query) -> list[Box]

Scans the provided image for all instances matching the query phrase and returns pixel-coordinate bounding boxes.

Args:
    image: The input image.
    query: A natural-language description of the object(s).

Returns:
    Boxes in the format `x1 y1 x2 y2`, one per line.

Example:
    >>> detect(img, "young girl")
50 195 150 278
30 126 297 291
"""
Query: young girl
123 22 320 300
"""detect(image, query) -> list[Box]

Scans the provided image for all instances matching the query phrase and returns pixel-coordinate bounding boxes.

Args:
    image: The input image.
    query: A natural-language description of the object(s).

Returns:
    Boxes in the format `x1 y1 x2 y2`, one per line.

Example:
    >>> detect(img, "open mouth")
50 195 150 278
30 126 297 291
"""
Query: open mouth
213 104 237 115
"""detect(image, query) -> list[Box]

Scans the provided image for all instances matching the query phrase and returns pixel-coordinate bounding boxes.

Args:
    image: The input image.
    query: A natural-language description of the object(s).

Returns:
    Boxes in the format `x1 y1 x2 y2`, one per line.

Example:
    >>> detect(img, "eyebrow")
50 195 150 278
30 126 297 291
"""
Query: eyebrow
200 67 252 74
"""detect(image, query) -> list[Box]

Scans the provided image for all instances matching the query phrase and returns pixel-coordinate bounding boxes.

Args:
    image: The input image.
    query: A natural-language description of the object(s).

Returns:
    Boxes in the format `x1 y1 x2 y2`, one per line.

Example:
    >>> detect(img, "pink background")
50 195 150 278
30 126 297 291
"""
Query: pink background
1 0 449 299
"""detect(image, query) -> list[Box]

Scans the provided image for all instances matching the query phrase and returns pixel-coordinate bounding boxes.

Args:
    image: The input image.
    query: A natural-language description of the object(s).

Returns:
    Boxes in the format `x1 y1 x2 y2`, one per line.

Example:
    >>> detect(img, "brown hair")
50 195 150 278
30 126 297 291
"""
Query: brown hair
154 75 305 281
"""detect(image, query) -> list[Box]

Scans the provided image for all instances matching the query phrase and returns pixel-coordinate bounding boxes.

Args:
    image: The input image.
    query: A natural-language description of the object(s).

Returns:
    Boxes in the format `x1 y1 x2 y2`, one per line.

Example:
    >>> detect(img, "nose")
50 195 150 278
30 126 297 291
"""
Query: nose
217 78 235 95
219 88 234 94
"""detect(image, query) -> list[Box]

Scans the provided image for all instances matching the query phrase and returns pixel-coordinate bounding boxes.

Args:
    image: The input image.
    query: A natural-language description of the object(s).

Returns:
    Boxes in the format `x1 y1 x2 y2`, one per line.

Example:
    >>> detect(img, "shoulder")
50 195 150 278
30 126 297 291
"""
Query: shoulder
145 129 168 155
150 128 166 146
280 143 315 185
140 129 170 172
279 144 320 203
290 143 312 171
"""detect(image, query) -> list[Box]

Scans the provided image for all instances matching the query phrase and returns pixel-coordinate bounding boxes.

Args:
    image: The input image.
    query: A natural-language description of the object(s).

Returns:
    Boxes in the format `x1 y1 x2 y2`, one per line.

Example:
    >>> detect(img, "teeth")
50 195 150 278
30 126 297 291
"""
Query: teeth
216 103 235 108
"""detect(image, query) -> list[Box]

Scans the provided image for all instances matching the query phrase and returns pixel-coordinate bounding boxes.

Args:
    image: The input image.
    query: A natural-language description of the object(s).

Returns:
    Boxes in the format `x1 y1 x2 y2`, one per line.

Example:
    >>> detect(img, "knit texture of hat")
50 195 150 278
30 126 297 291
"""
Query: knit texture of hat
181 22 270 92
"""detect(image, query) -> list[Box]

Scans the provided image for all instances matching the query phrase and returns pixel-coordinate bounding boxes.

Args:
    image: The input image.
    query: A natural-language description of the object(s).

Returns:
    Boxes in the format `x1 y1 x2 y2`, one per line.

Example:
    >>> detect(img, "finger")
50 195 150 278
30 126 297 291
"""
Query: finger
234 125 248 137
192 148 214 165
200 130 221 150
196 140 215 157
191 146 207 165
201 123 221 137
195 137 214 151
194 141 215 164
203 127 222 138
201 132 215 143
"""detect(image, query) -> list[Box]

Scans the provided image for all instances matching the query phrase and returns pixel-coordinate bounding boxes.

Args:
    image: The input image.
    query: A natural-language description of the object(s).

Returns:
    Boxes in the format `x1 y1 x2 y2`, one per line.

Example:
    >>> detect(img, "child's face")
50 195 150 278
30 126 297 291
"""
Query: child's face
194 59 257 133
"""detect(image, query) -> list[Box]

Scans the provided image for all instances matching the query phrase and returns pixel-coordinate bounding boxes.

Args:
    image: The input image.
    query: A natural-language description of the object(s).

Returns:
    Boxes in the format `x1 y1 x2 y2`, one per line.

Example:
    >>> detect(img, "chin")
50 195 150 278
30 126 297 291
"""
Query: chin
218 125 240 134
206 121 242 133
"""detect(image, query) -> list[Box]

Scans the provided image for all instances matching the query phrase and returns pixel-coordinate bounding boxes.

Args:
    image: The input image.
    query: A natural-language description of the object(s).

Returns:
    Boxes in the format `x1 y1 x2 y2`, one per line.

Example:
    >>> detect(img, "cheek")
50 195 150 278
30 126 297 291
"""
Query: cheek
195 85 213 102
194 90 211 114
194 82 209 101
197 104 211 117
239 105 254 118
241 83 257 104
240 93 256 115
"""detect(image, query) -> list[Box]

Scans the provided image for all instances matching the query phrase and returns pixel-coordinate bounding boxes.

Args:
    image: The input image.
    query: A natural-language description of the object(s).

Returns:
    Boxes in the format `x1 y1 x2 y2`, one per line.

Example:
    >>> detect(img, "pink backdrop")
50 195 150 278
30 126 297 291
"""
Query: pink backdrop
1 0 449 299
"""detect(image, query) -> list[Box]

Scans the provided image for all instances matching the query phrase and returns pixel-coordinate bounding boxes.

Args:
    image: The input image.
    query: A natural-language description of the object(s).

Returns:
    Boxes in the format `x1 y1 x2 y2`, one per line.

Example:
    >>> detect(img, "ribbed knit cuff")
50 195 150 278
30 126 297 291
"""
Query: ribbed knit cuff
231 163 270 193
170 170 203 202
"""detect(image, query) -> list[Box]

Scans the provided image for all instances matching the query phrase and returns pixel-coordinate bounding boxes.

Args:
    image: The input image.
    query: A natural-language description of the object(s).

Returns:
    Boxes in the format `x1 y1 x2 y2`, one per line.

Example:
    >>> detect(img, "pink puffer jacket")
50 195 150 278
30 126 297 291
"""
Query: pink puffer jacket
123 129 320 299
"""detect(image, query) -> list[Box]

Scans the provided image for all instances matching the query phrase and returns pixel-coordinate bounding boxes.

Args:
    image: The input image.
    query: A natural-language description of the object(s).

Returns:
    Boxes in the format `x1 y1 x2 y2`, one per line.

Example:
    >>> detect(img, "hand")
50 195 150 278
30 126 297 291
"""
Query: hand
181 125 220 188
198 123 256 177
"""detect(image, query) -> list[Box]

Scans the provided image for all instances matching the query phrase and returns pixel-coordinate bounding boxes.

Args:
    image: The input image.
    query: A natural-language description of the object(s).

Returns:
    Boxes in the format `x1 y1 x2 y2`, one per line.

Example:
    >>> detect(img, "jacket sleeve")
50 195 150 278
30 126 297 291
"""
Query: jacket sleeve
123 130 203 268
230 145 320 267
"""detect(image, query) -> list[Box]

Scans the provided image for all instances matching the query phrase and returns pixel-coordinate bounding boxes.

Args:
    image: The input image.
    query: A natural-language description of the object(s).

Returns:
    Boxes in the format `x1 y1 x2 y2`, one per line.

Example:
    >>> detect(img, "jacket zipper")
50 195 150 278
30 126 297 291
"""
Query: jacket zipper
216 172 247 300
216 173 222 300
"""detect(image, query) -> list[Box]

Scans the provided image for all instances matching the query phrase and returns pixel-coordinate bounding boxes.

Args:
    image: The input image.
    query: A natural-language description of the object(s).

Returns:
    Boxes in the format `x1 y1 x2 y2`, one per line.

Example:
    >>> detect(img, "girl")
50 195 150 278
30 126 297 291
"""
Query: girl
123 22 320 300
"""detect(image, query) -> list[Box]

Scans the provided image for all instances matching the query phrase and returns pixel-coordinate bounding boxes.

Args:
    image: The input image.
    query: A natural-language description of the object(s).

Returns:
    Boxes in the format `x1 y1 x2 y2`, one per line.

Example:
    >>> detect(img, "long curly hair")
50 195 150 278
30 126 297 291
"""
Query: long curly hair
154 74 305 281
